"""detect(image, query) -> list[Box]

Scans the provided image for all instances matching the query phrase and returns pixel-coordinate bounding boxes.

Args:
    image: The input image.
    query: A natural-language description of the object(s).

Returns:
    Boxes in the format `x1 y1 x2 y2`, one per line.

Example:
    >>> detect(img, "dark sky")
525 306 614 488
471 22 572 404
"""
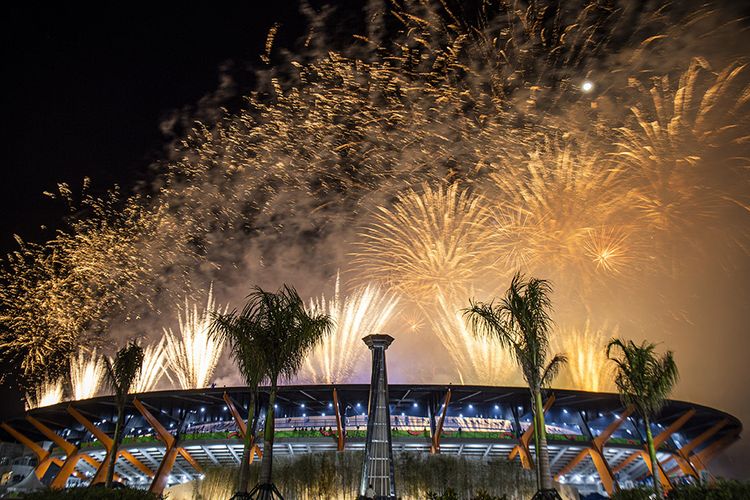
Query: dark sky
0 4 322 419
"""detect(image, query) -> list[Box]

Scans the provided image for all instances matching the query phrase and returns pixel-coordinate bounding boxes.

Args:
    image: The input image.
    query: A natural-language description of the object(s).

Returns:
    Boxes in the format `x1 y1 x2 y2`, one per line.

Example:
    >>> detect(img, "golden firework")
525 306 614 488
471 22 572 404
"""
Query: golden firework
353 183 492 303
70 349 105 400
133 338 172 393
26 379 64 410
164 286 226 389
301 273 399 384
553 321 616 393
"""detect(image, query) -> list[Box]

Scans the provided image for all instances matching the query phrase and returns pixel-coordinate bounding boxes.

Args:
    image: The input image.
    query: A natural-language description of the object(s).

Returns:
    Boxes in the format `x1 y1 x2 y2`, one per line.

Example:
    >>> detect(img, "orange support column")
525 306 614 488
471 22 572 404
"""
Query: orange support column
430 388 452 454
223 392 262 463
675 419 728 478
555 406 634 495
133 398 181 495
693 429 739 467
508 394 555 469
0 422 58 479
67 405 153 483
25 415 82 489
613 408 695 490
333 388 345 452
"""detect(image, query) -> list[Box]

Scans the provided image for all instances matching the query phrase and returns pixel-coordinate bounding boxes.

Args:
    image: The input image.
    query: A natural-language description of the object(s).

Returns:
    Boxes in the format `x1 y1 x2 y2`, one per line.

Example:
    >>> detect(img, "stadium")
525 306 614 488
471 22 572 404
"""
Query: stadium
0 383 741 497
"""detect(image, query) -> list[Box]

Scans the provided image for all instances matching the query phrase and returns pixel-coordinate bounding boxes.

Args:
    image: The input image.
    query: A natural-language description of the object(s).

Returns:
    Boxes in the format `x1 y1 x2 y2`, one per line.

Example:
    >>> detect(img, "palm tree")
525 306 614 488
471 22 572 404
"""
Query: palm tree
463 273 566 498
102 342 144 488
211 308 267 498
607 339 678 498
233 285 333 499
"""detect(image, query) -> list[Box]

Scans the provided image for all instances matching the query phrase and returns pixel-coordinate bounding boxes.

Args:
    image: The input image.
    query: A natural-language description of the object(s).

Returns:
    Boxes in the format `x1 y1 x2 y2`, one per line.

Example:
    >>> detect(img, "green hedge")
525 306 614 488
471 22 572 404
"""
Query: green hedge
193 452 537 499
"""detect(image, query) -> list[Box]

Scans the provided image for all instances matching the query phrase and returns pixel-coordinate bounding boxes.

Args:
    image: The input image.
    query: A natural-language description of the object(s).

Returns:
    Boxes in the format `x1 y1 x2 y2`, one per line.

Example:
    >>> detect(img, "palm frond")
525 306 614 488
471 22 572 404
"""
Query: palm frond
540 353 568 388
607 337 679 418
102 342 144 402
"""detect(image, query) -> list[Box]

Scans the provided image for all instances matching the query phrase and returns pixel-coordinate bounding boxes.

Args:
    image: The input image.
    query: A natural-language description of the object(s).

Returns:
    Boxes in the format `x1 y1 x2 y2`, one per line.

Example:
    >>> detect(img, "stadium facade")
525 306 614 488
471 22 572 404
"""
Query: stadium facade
0 384 742 497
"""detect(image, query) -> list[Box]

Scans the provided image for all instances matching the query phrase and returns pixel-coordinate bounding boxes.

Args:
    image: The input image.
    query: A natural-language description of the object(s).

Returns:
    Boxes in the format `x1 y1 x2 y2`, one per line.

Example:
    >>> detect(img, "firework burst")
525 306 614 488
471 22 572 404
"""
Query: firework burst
553 321 616 393
133 339 171 393
164 287 225 389
431 293 517 385
70 349 105 400
26 379 64 410
487 139 639 285
353 183 492 303
301 273 399 384
616 58 750 235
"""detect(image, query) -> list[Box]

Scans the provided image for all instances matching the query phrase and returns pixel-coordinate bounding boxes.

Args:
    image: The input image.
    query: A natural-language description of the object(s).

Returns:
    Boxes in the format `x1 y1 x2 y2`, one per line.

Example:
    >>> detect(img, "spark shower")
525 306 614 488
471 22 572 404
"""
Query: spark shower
1 1 749 407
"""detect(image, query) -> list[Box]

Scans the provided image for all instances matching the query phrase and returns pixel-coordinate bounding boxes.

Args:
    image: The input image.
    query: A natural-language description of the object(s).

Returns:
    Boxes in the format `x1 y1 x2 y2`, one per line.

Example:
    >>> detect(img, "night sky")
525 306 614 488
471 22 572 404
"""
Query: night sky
0 4 311 418
1 2 748 482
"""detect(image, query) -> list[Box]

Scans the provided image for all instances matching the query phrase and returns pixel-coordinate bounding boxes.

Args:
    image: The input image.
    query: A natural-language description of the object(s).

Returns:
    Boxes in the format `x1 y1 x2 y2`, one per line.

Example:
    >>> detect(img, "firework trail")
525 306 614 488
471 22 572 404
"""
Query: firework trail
164 287 225 389
301 273 399 384
0 184 196 382
616 58 750 239
431 293 517 386
353 183 493 303
133 338 171 393
70 349 105 400
553 321 616 393
26 379 63 410
487 139 639 285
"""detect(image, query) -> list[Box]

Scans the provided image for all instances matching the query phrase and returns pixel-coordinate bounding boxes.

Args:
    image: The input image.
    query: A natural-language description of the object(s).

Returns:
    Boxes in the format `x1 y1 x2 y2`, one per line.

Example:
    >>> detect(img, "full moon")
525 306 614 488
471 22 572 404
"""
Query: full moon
581 80 594 93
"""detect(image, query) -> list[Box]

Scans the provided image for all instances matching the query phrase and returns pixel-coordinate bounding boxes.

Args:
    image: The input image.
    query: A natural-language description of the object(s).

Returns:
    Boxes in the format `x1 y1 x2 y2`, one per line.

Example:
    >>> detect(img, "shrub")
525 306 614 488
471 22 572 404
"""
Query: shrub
610 488 654 500
17 487 160 500
666 479 750 499
612 480 750 500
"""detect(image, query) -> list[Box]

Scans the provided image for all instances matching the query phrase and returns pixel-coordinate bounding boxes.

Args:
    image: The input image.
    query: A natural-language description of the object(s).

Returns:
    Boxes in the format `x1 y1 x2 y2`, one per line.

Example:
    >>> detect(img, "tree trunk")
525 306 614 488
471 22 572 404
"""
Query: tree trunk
645 416 663 498
533 401 542 491
259 381 277 487
534 389 554 491
237 392 256 494
105 402 124 488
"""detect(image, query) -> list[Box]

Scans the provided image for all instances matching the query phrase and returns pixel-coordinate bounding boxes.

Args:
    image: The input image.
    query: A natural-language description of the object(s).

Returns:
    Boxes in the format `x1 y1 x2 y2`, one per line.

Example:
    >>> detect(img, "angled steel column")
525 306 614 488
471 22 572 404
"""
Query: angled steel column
612 408 695 483
0 422 60 480
555 406 633 495
508 395 555 470
692 429 740 467
430 387 451 454
333 387 346 451
25 415 83 489
673 418 728 478
67 405 152 483
359 334 396 500
133 398 201 494
223 391 262 463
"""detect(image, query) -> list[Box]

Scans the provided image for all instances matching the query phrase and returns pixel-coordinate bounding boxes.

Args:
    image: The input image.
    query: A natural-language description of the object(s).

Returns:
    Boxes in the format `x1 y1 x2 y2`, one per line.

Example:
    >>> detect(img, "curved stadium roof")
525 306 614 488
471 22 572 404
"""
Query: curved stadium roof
0 384 742 496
